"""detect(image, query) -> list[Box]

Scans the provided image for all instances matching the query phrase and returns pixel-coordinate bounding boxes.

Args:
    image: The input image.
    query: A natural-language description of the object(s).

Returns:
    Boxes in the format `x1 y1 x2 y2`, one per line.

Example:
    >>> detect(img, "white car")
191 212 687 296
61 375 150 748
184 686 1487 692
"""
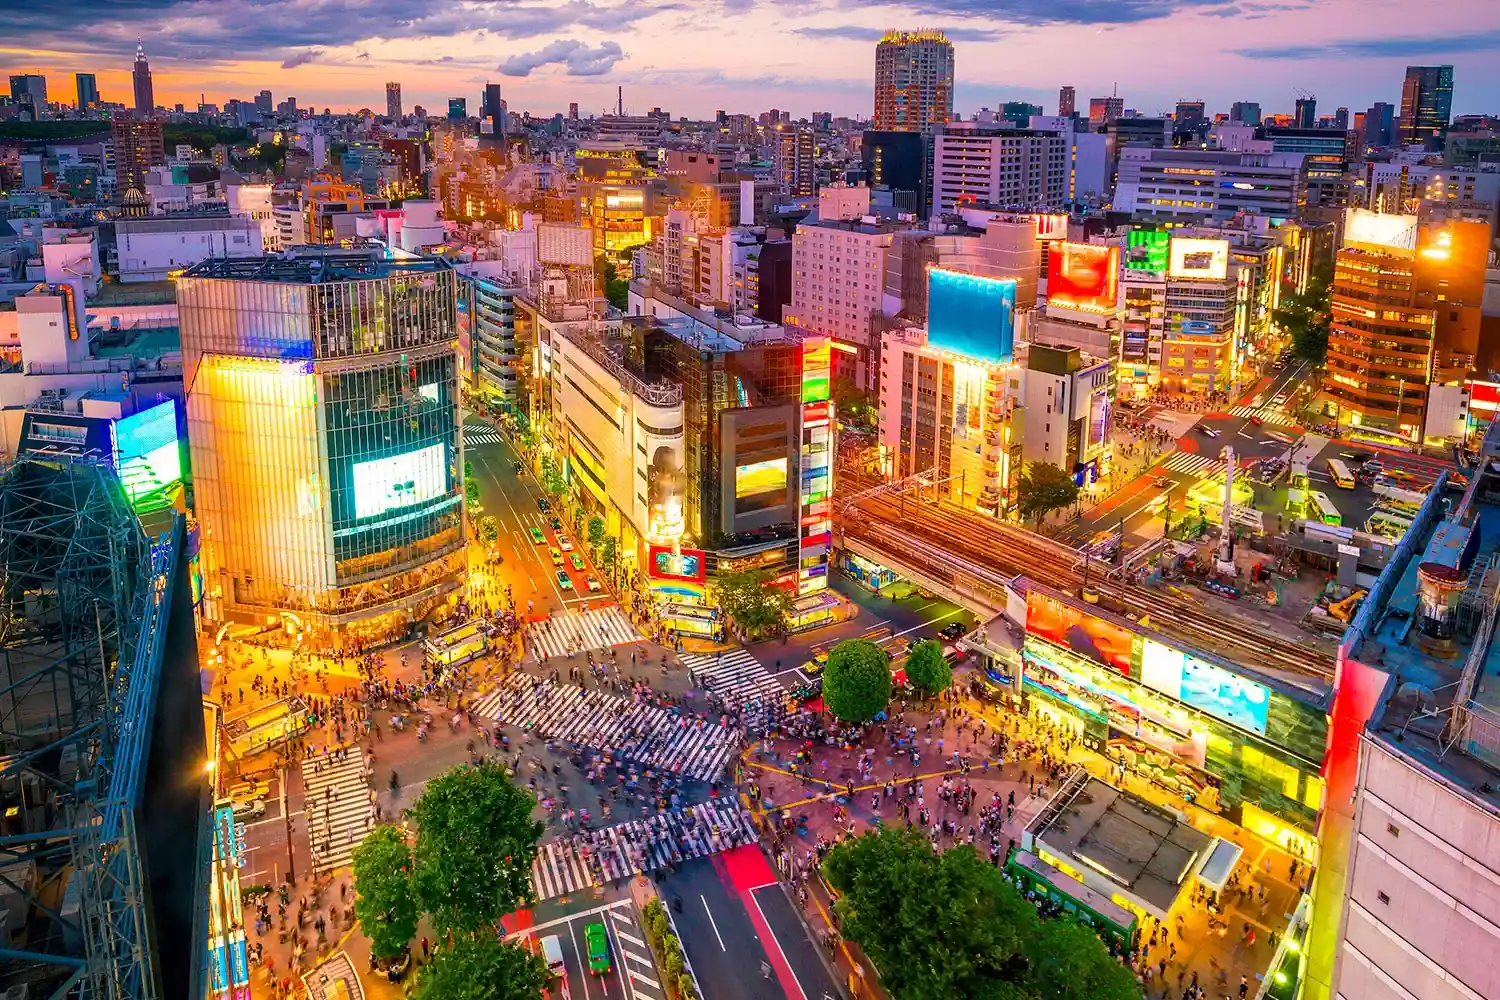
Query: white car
586 576 602 592
557 535 574 552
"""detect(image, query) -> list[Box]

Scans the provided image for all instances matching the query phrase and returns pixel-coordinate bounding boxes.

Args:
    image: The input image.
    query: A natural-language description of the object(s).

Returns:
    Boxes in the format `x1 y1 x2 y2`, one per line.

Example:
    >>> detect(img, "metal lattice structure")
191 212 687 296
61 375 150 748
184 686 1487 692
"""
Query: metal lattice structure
0 456 180 1000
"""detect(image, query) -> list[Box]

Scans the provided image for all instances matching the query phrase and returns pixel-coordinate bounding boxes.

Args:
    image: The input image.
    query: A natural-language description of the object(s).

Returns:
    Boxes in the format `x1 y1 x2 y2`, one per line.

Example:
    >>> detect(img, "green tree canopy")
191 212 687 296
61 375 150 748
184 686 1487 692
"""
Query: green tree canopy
1274 262 1333 367
833 376 878 433
539 455 565 497
478 515 500 545
350 825 418 960
410 761 544 934
711 568 793 639
822 639 892 723
586 515 606 550
903 640 952 697
412 932 550 1000
1016 461 1080 526
1024 920 1142 1000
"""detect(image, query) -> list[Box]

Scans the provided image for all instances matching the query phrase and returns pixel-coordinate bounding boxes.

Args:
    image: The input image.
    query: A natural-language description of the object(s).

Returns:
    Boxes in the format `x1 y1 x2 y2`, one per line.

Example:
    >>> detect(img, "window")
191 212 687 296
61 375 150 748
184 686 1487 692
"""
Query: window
1376 891 1389 905
1386 823 1399 837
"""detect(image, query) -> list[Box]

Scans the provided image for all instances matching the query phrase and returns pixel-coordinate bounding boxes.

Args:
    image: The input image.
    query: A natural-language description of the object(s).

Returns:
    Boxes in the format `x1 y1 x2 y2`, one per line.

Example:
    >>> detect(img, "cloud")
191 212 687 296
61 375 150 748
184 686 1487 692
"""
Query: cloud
843 0 1256 27
1233 29 1500 60
281 49 324 69
499 39 625 77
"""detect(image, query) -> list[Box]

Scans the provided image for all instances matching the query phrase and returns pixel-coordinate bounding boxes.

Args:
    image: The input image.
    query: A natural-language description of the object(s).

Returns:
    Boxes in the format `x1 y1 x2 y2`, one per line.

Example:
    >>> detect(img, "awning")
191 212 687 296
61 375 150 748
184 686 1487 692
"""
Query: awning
1196 837 1244 894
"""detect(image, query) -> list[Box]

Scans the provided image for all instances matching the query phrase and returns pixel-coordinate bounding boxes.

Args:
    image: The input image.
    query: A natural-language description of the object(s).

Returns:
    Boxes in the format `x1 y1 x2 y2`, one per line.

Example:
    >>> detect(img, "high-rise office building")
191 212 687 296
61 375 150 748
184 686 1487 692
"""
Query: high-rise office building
773 125 816 197
111 116 165 193
177 248 466 643
872 30 954 133
254 89 273 116
1174 99 1206 132
385 82 402 120
447 98 466 120
1398 65 1454 148
1333 107 1349 131
1058 86 1076 118
1294 97 1317 129
9 74 47 117
1363 101 1396 146
1229 102 1262 126
569 102 580 120
861 130 927 210
132 42 153 117
75 72 98 109
931 121 1070 212
1088 96 1124 126
480 82 504 140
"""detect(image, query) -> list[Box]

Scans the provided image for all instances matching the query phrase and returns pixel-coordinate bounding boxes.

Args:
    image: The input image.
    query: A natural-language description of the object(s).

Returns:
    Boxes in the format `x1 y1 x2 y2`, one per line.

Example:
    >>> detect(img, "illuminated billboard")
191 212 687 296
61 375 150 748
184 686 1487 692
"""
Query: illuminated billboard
927 268 1017 364
1139 638 1270 734
798 336 833 596
1033 213 1069 241
352 443 447 518
1048 242 1119 314
1024 590 1137 676
112 399 182 511
1125 230 1170 272
648 544 707 583
1343 208 1418 252
735 457 788 498
1168 238 1230 280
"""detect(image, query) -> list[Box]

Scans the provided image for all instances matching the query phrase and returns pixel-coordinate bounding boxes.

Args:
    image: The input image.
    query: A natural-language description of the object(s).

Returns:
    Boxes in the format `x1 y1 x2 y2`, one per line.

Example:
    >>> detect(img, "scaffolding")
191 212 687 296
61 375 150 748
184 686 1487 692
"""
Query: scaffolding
0 456 180 1000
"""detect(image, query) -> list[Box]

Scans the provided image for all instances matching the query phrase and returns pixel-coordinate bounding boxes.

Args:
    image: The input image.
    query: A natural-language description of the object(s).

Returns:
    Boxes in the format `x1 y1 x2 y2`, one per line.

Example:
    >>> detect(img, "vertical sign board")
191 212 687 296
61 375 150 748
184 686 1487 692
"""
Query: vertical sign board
798 337 833 595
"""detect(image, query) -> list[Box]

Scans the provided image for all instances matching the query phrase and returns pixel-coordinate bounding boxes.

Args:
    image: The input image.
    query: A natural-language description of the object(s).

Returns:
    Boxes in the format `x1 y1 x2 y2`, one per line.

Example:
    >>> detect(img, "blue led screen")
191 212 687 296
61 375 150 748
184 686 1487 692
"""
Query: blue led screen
927 269 1017 364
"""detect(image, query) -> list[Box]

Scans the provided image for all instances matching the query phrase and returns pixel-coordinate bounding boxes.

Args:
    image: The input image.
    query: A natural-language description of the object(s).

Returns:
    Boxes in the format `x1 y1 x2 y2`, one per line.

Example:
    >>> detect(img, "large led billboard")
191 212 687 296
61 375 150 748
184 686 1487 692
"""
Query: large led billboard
735 457 788 498
352 443 447 518
648 544 707 583
112 399 182 510
1125 230 1170 272
1024 590 1136 676
1139 638 1270 734
1033 213 1069 241
1343 208 1418 252
1168 238 1230 280
927 268 1017 364
1048 242 1119 314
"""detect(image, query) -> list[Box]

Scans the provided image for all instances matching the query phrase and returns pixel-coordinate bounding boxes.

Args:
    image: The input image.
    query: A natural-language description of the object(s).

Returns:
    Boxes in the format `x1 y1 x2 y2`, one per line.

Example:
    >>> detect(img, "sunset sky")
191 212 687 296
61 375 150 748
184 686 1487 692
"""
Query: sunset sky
3 0 1498 121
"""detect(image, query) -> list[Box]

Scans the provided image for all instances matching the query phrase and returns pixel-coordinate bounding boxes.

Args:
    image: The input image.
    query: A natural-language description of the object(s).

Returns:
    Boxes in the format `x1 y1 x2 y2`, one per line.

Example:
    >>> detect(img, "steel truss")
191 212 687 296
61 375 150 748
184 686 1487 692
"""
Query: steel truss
0 457 180 1000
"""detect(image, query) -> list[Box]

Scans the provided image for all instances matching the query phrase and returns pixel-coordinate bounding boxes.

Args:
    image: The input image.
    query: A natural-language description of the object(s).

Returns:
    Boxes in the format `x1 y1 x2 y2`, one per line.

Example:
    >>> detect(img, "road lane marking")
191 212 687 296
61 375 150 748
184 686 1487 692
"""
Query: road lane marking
700 894 726 951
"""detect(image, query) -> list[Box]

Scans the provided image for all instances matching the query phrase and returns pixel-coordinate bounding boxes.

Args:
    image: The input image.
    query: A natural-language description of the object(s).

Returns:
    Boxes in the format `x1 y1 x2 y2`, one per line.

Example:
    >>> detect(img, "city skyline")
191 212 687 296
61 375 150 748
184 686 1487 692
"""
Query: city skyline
2 0 1498 120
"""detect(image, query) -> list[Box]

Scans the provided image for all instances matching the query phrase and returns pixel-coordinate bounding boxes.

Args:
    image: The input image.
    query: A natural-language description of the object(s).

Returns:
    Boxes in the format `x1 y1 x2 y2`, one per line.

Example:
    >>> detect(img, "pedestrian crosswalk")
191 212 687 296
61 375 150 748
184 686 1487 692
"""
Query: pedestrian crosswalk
1227 405 1297 426
679 649 786 714
301 746 375 873
1158 451 1222 478
463 423 505 446
529 801 755 902
526 606 642 660
474 672 738 782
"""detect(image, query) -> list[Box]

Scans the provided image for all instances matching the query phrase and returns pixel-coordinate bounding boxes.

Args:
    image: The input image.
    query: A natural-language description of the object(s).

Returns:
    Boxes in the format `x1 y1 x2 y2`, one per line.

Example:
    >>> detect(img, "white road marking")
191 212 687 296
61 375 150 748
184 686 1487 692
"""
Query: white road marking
701 894 726 951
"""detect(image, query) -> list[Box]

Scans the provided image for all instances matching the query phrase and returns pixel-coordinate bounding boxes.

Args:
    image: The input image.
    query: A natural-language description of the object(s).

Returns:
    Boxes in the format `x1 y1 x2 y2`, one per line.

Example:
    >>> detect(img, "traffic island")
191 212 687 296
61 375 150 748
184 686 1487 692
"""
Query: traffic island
640 898 702 1000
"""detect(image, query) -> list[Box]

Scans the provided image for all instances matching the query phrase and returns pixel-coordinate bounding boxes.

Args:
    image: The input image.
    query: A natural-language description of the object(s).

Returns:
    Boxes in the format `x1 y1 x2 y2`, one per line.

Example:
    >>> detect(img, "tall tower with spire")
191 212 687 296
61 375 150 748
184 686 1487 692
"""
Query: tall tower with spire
132 41 154 118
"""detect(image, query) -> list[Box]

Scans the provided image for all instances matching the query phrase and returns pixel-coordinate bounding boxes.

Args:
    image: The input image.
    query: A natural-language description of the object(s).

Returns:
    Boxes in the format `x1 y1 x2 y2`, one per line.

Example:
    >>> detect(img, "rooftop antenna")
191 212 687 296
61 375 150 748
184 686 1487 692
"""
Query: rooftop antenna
617 85 623 117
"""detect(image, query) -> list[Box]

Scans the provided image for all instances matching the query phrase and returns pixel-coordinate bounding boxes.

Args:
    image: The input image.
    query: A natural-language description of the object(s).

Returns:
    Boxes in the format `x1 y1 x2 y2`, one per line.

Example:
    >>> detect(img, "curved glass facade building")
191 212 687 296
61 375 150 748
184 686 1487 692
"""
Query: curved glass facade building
178 248 465 645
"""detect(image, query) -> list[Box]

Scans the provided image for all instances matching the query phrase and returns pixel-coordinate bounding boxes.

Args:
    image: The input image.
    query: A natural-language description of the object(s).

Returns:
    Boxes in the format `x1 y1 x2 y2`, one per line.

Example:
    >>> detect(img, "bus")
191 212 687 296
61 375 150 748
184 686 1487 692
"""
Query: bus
423 619 489 671
1311 491 1342 526
1326 458 1355 489
1365 512 1413 538
1004 849 1138 952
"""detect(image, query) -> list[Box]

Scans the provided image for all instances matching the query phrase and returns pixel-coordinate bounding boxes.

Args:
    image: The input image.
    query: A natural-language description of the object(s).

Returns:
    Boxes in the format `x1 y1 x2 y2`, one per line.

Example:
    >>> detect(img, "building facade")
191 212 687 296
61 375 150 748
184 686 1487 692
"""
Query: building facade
177 249 466 645
1398 65 1455 148
872 30 954 134
385 82 402 120
931 122 1070 213
773 126 816 198
131 42 153 117
111 117 165 193
1113 148 1308 223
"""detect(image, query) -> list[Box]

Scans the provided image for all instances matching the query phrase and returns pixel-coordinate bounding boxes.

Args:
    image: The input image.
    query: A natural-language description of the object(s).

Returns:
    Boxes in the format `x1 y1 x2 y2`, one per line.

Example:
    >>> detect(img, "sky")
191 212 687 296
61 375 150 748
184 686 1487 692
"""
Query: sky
3 0 1499 122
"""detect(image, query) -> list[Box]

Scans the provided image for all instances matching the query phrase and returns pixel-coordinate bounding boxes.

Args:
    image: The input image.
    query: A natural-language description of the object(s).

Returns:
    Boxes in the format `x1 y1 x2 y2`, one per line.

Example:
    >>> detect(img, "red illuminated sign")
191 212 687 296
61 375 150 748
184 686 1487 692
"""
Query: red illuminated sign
1024 590 1136 676
1034 213 1069 241
1048 242 1119 314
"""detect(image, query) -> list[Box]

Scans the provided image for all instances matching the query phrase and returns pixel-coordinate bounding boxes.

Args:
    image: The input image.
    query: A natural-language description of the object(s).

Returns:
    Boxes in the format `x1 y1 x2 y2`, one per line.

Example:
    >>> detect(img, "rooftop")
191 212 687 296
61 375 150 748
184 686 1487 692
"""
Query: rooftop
181 246 450 284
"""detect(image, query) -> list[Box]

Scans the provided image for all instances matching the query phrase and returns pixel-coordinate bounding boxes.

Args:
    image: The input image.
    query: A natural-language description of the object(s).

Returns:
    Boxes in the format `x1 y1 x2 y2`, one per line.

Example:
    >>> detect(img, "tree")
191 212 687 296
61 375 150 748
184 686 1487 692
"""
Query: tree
410 761 544 934
711 569 792 639
601 536 618 570
465 479 481 506
904 640 952 698
1023 921 1142 1000
539 455 565 497
478 516 500 545
823 828 1038 1000
596 254 630 312
586 515 606 552
1016 461 1080 527
351 825 418 961
833 377 877 433
822 639 892 723
1274 263 1332 367
412 932 550 1000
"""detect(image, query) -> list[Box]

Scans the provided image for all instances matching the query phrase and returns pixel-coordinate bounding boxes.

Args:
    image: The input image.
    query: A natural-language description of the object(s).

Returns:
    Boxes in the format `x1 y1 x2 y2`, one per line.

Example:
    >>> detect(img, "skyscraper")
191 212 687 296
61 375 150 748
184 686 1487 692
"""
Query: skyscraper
75 72 98 109
480 82 503 140
1230 102 1262 126
1088 97 1123 126
132 42 153 117
255 89 273 116
1174 99 1206 132
774 125 816 197
1294 96 1316 129
385 82 402 120
569 102 580 120
447 98 466 120
112 116 165 192
873 30 954 133
1398 65 1454 147
8 74 46 117
1363 101 1396 146
1058 86 1076 118
1334 107 1349 131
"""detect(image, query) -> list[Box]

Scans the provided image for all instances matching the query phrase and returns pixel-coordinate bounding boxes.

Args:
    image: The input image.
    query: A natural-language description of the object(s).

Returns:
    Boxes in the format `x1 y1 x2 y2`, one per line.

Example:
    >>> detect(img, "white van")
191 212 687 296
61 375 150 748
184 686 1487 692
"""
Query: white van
540 935 569 999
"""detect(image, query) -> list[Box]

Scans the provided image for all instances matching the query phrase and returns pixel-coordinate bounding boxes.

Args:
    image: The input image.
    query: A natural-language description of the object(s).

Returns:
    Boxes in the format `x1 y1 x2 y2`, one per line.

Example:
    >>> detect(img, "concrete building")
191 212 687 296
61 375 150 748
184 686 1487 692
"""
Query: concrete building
1263 127 1354 207
385 82 402 120
773 126 816 198
111 117 165 194
1113 148 1308 223
931 121 1070 213
1088 97 1123 127
873 30 954 134
116 215 264 283
1020 342 1114 484
131 43 153 117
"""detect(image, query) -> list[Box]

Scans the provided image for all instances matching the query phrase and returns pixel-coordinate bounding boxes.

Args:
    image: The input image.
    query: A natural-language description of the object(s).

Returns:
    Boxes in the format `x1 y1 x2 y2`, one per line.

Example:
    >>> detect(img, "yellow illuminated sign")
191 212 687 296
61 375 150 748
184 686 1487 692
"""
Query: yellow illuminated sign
1168 238 1230 280
1344 208 1418 252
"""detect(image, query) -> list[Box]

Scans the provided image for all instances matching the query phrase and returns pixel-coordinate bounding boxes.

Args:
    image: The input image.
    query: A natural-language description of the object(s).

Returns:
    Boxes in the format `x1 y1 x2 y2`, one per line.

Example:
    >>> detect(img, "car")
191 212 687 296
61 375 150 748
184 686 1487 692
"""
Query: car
556 570 574 590
584 922 611 975
232 798 267 822
528 526 546 545
549 516 563 531
1198 426 1220 438
514 460 525 474
537 497 551 512
802 650 830 675
1248 415 1263 427
549 547 563 565
1153 476 1172 489
570 553 586 571
538 935 569 1000
557 535 574 552
940 622 966 640
586 576 602 592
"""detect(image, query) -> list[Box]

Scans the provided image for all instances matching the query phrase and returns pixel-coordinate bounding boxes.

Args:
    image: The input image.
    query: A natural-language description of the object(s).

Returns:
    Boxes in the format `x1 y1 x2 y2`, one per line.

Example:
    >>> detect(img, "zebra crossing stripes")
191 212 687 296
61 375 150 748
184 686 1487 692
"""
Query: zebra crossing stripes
679 649 786 712
1228 405 1297 426
474 673 737 782
609 907 664 1000
526 607 642 660
300 746 375 873
529 801 756 902
1158 451 1222 477
463 423 505 446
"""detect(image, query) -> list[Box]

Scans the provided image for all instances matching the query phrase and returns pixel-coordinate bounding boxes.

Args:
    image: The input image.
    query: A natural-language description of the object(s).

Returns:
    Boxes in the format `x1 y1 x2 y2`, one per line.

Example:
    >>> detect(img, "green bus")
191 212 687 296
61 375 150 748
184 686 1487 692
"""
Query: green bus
1311 491 1342 526
1004 849 1138 952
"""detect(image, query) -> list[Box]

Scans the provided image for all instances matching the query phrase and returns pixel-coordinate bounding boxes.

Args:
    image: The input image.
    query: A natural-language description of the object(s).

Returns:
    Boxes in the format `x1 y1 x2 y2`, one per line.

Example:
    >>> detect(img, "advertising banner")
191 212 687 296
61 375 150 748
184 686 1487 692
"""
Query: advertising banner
1024 591 1137 676
1048 242 1120 314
